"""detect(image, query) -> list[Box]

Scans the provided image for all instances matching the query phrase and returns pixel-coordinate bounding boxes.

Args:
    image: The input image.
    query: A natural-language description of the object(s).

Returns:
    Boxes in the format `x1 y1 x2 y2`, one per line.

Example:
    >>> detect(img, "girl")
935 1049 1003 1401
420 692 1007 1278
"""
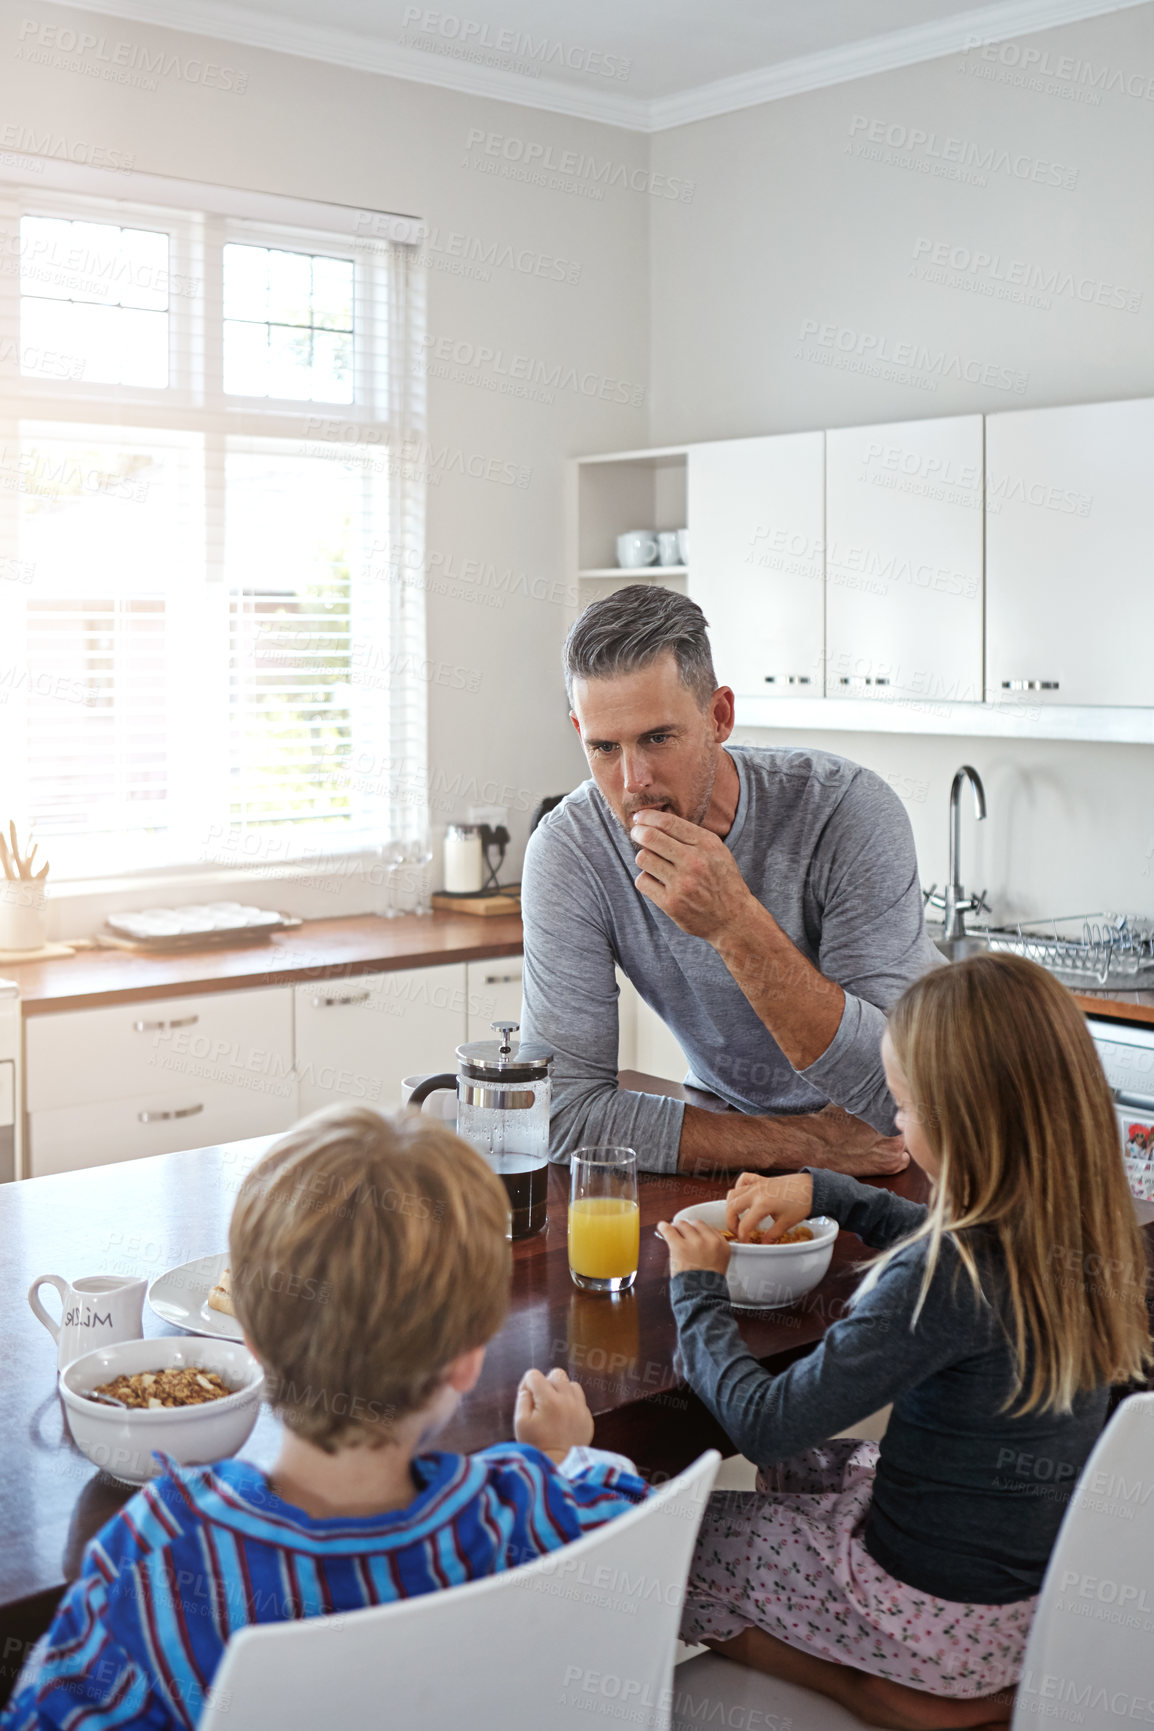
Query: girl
658 953 1150 1730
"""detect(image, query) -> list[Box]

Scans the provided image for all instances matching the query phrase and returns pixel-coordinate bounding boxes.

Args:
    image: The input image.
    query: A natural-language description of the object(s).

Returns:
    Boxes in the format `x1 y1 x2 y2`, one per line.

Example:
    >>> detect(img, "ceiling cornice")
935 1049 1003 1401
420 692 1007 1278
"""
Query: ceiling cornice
50 0 1154 132
650 0 1153 126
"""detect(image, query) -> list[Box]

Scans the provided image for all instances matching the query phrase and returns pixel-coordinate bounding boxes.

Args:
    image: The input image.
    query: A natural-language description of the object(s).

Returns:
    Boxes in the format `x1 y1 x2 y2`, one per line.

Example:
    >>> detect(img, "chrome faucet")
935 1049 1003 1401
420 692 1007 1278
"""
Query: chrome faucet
924 765 989 942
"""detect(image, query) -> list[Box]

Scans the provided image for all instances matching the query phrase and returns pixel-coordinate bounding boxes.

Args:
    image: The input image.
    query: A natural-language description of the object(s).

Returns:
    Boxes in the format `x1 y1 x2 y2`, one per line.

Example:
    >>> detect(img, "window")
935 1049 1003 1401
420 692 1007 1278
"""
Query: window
223 243 353 401
20 215 170 388
0 168 424 881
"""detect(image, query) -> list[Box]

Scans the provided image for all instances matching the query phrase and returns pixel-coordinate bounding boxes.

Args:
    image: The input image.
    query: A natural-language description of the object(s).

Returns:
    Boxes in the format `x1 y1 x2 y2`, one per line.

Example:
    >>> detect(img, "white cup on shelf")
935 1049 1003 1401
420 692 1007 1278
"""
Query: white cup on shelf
656 531 681 566
615 531 658 569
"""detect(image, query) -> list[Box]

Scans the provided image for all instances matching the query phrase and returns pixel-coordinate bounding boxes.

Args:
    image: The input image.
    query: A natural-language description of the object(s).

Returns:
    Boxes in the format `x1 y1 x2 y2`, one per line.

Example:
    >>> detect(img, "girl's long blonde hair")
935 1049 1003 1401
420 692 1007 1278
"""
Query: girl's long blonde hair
873 952 1151 1415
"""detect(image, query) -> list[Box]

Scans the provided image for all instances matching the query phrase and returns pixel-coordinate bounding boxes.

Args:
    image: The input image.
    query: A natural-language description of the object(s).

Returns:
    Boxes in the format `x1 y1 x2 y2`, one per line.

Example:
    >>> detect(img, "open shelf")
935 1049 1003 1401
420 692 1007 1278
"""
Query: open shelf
579 566 687 578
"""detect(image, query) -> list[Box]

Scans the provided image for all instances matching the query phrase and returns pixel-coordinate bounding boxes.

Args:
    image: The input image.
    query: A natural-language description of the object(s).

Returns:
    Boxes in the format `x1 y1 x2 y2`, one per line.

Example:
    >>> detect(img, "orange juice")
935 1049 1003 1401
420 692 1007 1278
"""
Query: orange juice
568 1197 640 1280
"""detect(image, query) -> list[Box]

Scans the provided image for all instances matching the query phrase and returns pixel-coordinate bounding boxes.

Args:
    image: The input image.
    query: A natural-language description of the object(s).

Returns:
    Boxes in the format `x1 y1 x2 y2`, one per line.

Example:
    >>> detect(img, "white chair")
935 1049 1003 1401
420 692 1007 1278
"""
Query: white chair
199 1449 720 1731
1010 1390 1154 1730
673 1393 1154 1731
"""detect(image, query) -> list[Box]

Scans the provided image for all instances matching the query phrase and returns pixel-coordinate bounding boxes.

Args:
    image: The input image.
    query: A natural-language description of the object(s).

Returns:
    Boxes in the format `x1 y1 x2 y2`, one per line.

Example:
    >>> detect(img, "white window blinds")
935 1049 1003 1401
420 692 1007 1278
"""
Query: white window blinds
0 164 425 880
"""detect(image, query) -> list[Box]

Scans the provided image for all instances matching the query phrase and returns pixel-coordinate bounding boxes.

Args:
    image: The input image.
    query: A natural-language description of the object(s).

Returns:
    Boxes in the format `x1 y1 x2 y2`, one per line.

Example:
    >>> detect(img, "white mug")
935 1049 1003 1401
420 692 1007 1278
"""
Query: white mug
656 531 681 567
616 531 658 569
401 1076 458 1126
28 1273 148 1371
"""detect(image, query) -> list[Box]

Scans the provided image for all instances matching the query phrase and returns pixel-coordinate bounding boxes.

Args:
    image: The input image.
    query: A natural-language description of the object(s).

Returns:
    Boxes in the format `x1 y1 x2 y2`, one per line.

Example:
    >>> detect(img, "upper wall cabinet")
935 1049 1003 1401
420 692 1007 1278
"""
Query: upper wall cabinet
825 415 984 705
986 397 1154 708
687 433 825 697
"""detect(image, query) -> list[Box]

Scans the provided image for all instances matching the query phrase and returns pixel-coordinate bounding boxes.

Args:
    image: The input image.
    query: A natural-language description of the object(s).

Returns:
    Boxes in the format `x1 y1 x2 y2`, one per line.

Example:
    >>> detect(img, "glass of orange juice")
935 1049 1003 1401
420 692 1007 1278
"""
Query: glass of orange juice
568 1146 640 1293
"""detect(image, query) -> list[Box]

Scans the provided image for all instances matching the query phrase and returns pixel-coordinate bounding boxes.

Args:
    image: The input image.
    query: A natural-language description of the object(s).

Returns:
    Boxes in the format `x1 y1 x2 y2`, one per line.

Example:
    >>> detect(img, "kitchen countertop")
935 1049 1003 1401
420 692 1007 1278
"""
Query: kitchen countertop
4 910 1153 1031
1 912 525 1016
1073 988 1154 1028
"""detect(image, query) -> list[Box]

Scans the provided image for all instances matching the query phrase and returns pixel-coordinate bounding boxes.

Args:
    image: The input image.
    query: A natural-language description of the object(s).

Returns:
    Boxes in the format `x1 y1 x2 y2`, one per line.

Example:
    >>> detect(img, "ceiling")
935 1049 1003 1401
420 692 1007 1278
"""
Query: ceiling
58 0 1152 127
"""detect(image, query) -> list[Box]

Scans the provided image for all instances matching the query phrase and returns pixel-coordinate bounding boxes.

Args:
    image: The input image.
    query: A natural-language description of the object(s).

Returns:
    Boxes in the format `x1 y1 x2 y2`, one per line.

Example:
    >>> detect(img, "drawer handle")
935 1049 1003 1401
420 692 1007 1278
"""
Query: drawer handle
483 973 522 986
133 1014 199 1032
313 991 372 1008
1001 680 1059 692
138 1103 205 1124
764 676 812 685
839 677 889 687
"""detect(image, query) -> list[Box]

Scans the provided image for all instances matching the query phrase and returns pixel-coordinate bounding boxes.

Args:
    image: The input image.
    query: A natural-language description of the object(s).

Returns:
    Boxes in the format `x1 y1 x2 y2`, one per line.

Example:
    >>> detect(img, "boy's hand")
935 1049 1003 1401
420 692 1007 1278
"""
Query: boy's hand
726 1171 814 1242
515 1367 594 1457
656 1218 731 1277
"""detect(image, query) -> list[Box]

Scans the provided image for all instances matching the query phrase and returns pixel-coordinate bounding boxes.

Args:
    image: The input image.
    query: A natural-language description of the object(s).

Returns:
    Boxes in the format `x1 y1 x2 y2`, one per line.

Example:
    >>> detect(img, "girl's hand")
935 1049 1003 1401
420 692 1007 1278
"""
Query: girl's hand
514 1367 594 1455
656 1218 732 1277
725 1172 815 1242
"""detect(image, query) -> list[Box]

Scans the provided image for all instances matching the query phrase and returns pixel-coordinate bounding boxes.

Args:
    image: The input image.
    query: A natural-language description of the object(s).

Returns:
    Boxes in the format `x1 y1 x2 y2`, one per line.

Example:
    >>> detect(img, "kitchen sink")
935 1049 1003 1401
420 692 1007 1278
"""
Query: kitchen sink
934 934 990 962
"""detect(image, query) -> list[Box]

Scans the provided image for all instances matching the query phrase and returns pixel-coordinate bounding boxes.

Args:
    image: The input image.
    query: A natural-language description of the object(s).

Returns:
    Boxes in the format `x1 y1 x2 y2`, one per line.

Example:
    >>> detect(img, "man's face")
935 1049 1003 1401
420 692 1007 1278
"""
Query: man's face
569 652 729 832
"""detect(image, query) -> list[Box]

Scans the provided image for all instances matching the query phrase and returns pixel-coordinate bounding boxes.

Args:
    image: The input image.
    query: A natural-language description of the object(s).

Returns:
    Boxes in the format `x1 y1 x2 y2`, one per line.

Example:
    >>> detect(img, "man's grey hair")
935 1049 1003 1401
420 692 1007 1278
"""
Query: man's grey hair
563 584 717 708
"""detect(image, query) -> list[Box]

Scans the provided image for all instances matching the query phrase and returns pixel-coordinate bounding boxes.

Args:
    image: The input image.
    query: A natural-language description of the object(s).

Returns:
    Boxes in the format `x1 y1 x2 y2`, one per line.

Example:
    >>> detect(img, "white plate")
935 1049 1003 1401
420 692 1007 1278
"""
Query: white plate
147 1252 243 1342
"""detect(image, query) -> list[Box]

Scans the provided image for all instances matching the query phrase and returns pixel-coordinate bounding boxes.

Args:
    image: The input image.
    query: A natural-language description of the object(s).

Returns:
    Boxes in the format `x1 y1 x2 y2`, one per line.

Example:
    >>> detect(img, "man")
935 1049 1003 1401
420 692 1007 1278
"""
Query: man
519 585 941 1177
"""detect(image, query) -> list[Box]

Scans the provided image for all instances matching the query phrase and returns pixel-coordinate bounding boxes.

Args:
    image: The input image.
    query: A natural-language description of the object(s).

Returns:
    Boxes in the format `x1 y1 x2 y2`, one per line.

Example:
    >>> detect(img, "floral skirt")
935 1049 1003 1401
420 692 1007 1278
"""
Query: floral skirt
680 1440 1036 1699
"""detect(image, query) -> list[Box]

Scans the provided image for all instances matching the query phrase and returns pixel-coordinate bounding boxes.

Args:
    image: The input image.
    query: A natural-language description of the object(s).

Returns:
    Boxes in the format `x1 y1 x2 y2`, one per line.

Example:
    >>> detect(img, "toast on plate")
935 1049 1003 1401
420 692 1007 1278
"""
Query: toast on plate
207 1266 235 1317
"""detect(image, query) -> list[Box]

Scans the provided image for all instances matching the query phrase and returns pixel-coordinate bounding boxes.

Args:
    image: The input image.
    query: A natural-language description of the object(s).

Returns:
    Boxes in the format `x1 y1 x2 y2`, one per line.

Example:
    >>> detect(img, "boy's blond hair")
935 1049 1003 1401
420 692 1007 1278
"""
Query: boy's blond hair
229 1105 511 1452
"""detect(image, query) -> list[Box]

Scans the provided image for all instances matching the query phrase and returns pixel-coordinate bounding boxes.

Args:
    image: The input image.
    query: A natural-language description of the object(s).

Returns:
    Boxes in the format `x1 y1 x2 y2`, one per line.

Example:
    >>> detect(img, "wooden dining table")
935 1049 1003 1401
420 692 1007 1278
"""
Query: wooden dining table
0 1072 932 1707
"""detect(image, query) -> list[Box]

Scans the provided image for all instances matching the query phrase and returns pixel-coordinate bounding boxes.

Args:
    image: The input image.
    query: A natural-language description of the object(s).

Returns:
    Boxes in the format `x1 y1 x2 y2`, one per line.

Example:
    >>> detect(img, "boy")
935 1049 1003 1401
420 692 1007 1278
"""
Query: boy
5 1107 647 1730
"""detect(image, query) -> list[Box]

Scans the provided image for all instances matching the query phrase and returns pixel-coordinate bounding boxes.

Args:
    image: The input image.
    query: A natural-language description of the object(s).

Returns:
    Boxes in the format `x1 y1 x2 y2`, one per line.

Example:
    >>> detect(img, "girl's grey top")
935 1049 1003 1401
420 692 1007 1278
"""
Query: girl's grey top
671 1170 1110 1604
519 745 940 1172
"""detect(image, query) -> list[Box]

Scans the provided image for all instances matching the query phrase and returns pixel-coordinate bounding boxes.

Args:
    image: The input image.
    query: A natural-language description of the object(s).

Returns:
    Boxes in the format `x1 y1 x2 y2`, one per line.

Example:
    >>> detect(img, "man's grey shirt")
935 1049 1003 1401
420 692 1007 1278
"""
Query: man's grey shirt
519 745 940 1173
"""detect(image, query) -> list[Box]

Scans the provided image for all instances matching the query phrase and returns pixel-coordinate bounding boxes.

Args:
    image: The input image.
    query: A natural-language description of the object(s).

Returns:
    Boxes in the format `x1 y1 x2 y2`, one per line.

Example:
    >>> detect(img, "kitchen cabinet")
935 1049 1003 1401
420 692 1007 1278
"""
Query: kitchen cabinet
465 957 523 1041
825 415 984 705
25 986 297 1177
617 974 690 1083
986 396 1154 707
687 433 825 696
294 963 467 1116
29 1088 297 1179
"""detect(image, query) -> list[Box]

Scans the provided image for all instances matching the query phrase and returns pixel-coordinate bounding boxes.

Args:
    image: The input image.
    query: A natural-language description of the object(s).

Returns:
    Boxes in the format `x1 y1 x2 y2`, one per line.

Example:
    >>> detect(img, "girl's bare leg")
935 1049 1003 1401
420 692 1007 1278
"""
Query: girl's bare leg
705 1629 1015 1731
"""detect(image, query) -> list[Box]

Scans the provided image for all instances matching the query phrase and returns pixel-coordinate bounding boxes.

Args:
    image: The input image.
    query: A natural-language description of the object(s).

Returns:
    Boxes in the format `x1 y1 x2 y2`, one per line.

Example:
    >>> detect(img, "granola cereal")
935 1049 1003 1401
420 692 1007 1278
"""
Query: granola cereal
719 1223 815 1246
90 1367 233 1409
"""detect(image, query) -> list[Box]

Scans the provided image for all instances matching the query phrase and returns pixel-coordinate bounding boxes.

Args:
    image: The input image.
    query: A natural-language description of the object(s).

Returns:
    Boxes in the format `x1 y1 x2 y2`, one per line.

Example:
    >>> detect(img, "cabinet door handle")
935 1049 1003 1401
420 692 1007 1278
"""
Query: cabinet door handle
1000 680 1059 691
482 972 522 986
133 1014 199 1032
312 991 372 1008
138 1103 205 1124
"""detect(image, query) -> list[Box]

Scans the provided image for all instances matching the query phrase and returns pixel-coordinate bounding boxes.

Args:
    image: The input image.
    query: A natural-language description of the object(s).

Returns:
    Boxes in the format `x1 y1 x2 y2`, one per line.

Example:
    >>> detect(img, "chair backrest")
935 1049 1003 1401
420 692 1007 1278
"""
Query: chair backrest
1012 1393 1154 1731
199 1450 721 1731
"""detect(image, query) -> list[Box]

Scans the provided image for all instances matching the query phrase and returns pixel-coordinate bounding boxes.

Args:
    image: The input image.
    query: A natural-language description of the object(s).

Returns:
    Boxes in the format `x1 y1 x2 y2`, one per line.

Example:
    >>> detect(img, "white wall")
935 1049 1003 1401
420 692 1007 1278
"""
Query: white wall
0 0 642 895
652 4 1154 919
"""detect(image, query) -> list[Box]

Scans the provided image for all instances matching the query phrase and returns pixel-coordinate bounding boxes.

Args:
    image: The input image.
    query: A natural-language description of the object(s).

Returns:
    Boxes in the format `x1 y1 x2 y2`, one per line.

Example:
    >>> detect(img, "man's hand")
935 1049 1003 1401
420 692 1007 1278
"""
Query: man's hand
514 1367 594 1459
800 1107 908 1176
725 1172 814 1241
656 1217 732 1278
677 1103 908 1178
630 809 752 945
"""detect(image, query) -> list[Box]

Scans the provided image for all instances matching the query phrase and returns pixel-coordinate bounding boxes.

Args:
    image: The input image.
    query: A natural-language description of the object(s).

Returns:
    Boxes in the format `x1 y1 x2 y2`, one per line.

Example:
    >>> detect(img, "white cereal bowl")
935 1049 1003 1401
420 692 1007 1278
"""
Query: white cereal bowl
60 1336 264 1486
671 1200 838 1310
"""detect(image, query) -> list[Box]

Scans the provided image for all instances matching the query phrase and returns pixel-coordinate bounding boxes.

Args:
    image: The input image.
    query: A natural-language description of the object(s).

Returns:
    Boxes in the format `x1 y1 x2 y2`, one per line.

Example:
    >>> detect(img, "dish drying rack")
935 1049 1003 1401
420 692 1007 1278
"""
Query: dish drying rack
981 914 1154 987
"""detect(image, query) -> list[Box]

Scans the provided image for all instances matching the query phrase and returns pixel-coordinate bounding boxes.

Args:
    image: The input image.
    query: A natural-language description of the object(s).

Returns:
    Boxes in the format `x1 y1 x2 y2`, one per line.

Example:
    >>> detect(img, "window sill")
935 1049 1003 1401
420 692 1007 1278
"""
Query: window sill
42 852 415 942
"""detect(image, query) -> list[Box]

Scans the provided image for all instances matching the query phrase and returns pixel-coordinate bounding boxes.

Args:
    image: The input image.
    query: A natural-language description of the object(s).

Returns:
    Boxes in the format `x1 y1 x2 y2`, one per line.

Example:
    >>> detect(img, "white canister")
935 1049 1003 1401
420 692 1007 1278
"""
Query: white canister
0 879 47 951
443 824 484 894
